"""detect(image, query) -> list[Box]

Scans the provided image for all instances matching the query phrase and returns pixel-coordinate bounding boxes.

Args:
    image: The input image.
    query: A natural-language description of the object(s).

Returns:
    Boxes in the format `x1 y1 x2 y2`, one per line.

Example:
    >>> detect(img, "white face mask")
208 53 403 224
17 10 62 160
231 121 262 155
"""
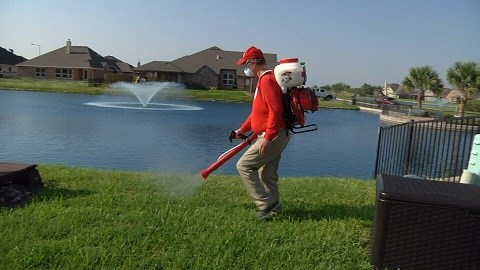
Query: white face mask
244 67 255 77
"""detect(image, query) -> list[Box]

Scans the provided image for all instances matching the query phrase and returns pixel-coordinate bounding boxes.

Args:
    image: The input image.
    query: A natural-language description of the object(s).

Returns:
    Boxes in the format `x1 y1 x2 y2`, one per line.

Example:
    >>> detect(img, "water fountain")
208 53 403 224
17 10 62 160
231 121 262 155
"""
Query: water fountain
113 81 180 107
85 81 203 111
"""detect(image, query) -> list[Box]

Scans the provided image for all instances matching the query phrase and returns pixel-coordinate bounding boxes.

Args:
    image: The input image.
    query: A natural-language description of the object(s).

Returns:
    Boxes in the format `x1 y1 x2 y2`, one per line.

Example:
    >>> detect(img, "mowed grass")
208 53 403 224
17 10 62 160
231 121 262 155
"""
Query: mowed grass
0 78 255 102
318 99 359 110
0 165 375 269
0 77 107 94
187 89 253 102
0 78 358 108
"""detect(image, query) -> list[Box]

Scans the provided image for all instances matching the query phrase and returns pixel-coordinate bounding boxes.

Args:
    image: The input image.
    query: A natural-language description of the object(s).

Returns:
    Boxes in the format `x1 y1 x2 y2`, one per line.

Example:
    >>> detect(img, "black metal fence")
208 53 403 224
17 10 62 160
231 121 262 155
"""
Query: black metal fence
374 117 480 182
381 104 427 117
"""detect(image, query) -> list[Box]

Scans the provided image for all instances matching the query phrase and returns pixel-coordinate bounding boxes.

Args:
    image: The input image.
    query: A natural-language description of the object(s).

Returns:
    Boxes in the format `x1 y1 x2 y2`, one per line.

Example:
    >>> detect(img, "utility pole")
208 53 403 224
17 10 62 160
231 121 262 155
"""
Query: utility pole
30 43 41 56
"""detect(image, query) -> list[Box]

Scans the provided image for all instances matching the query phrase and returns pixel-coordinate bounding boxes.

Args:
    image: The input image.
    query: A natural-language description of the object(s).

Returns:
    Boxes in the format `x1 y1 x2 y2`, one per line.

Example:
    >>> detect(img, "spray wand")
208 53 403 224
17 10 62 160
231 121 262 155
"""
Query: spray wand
199 131 257 180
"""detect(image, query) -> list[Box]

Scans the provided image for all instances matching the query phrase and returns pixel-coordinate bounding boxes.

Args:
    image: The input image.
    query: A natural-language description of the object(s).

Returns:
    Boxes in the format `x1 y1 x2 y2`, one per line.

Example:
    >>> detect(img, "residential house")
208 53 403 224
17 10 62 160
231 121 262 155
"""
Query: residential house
134 61 182 83
383 82 437 101
443 89 465 103
16 40 133 81
395 84 417 99
135 46 278 91
0 47 26 77
104 56 134 73
382 83 402 98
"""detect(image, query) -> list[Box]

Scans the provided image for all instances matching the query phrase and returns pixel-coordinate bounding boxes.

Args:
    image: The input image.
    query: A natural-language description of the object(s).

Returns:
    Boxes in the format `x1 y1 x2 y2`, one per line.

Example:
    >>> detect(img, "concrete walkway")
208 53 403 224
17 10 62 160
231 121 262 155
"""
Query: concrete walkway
357 105 434 124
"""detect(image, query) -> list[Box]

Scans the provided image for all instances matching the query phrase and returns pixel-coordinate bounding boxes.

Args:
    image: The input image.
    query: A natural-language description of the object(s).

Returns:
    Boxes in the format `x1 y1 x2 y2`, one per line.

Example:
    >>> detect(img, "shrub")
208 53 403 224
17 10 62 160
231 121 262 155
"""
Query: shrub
104 73 133 84
88 77 103 87
185 83 208 90
466 99 480 112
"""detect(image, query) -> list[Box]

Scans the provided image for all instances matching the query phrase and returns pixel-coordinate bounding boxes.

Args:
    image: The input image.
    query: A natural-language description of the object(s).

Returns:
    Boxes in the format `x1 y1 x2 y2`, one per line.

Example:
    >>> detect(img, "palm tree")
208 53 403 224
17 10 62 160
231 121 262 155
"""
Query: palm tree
402 66 443 108
446 62 480 117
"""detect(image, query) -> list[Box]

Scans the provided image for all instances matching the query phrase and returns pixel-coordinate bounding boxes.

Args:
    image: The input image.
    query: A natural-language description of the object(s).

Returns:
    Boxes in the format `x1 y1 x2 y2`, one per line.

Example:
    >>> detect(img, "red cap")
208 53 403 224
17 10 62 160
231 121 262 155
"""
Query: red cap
279 58 299 64
236 46 264 65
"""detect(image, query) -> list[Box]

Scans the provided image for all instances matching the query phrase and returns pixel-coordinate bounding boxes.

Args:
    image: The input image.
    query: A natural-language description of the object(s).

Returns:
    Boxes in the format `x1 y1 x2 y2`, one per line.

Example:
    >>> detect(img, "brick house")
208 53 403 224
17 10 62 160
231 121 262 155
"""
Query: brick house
0 47 26 78
16 40 133 81
382 83 402 97
443 89 465 103
383 82 437 101
135 46 277 91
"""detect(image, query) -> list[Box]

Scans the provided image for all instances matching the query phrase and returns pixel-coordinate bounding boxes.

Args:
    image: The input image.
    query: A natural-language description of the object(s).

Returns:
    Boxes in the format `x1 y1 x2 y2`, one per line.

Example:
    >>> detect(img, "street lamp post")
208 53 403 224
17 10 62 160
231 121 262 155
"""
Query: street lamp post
30 43 41 56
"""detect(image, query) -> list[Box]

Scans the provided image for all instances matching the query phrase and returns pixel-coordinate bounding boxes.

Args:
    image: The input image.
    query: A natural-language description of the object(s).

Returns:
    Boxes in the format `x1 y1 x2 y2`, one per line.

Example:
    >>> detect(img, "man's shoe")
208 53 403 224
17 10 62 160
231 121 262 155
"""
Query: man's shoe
257 202 281 221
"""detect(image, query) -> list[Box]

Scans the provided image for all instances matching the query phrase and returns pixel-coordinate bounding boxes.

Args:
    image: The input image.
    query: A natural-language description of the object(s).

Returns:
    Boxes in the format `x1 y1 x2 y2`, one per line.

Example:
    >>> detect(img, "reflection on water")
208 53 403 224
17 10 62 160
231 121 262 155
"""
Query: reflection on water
0 90 381 179
84 101 203 111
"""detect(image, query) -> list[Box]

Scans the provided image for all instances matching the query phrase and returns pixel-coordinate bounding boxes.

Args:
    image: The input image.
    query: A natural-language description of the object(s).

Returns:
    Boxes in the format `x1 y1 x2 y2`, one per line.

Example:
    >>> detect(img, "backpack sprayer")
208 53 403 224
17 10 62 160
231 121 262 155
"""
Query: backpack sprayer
199 58 318 180
275 58 318 133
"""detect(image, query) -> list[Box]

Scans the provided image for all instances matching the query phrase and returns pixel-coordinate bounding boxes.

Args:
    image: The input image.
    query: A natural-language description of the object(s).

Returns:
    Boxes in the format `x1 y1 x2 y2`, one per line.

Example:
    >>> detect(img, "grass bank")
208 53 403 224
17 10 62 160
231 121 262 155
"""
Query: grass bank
0 77 253 102
0 77 107 94
319 99 359 110
0 165 375 269
0 77 353 109
187 89 253 102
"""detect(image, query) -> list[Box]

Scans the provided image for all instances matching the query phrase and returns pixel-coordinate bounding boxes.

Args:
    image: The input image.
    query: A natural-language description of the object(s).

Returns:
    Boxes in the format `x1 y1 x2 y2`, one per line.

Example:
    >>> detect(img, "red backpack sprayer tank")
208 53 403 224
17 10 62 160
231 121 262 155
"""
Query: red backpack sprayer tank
200 58 318 180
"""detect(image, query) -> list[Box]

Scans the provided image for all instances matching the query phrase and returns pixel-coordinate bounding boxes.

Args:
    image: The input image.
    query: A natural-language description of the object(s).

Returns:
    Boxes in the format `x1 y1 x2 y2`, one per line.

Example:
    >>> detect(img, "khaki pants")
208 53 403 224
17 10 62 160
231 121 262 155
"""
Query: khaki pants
236 130 289 211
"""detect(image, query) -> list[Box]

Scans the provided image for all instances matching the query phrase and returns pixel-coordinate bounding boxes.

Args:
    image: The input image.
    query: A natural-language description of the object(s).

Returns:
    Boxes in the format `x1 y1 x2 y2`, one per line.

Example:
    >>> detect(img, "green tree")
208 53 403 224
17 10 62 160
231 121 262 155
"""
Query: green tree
446 61 480 117
402 66 443 108
360 83 381 96
319 84 332 91
331 82 351 92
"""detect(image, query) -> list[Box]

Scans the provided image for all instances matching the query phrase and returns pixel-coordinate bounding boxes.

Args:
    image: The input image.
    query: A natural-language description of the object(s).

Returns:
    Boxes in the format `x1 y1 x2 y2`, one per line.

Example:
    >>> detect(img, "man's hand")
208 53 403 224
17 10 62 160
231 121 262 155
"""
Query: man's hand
235 129 245 139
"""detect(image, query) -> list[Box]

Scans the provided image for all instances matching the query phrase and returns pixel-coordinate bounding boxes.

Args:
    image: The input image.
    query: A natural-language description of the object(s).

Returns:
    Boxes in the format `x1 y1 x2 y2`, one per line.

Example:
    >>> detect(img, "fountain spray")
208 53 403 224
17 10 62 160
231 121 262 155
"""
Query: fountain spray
110 81 184 107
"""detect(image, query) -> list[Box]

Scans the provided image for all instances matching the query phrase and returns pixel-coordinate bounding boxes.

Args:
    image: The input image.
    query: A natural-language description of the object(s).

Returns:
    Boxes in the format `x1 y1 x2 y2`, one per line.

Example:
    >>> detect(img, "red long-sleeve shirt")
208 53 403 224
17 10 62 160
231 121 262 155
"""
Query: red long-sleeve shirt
240 71 286 141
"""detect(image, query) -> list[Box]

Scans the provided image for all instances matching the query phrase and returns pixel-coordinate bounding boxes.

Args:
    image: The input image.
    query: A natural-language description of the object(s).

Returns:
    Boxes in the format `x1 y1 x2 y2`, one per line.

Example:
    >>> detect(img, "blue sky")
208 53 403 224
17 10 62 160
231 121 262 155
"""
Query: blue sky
1 0 478 87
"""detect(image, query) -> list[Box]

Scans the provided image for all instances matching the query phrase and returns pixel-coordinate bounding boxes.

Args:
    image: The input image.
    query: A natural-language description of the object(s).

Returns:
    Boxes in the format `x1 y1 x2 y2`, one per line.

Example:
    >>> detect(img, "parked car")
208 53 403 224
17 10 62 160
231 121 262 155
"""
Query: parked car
376 96 400 106
313 88 336 101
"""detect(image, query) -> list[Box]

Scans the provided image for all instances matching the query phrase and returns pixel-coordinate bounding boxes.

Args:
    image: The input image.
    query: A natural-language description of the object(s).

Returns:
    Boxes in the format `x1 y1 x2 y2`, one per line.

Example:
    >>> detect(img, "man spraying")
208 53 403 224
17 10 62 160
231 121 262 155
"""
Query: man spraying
234 46 290 220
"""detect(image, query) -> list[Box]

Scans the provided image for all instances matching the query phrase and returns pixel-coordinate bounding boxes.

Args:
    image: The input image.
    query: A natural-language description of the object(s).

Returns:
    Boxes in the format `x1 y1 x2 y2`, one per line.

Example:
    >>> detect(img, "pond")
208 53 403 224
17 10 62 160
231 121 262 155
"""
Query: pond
0 89 382 179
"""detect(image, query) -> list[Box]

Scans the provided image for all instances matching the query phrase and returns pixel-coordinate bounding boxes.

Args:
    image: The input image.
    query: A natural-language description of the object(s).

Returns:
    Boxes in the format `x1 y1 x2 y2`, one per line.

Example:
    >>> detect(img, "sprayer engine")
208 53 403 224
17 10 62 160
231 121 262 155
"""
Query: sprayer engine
288 86 318 124
274 58 318 133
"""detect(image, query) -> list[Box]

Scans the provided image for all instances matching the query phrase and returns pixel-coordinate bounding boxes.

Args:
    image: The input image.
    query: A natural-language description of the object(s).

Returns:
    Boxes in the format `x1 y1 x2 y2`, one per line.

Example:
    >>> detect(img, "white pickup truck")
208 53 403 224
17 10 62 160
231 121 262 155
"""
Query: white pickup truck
313 88 336 101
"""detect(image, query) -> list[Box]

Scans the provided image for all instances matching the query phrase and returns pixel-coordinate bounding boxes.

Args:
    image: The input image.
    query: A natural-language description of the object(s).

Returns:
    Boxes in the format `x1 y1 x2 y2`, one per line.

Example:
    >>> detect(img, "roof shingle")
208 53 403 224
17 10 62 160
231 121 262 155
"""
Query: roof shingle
136 46 277 75
17 45 132 72
0 47 27 65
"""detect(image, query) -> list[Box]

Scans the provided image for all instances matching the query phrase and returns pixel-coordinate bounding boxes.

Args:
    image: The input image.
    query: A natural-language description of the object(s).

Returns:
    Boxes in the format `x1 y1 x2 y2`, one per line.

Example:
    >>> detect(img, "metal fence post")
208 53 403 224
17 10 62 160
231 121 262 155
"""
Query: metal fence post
403 120 415 176
373 126 383 178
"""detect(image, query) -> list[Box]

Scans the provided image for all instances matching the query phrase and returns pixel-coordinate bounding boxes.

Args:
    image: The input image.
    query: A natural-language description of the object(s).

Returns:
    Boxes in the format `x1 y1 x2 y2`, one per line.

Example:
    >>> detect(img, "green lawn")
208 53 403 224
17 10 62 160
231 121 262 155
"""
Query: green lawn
0 77 359 110
187 89 253 102
0 77 254 102
0 77 108 94
0 165 376 269
318 99 359 110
